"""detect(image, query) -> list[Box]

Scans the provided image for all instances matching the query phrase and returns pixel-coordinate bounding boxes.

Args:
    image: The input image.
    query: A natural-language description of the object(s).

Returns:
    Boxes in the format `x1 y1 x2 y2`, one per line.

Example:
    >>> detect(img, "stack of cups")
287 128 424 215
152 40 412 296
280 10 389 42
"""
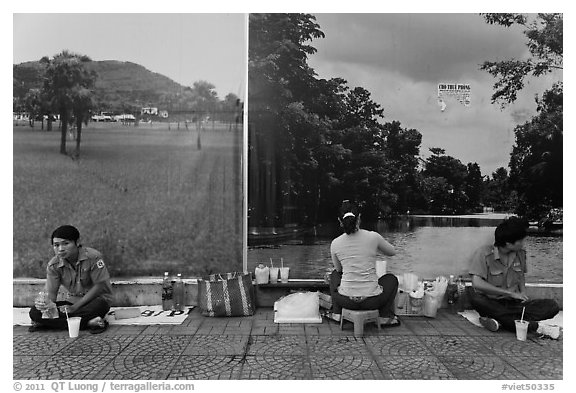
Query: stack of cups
269 266 279 283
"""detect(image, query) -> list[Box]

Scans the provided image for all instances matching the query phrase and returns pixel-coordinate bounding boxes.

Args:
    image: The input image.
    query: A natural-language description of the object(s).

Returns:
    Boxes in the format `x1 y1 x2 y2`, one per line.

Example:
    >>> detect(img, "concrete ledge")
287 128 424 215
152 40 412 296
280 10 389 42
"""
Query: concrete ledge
13 278 562 309
13 278 199 307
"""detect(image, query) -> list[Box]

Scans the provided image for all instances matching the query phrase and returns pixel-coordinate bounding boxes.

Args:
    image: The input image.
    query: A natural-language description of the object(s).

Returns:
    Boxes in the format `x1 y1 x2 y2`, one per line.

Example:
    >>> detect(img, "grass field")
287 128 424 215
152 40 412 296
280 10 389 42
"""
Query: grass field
13 122 243 278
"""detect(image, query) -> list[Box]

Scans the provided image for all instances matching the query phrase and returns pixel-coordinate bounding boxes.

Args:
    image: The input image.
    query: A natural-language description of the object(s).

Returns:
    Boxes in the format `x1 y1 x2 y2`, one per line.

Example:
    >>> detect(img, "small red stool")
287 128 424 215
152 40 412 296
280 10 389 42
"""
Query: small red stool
340 309 381 337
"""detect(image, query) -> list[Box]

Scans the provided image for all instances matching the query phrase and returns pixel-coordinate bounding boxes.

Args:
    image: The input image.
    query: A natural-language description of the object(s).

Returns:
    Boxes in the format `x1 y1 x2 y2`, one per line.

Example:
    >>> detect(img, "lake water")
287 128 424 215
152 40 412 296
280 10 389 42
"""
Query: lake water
247 216 563 283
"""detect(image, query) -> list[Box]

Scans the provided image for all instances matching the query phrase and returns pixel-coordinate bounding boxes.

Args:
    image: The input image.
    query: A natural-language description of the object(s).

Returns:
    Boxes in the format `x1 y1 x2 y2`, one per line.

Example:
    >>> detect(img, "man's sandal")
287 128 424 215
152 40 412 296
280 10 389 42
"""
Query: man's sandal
89 320 109 334
379 315 401 328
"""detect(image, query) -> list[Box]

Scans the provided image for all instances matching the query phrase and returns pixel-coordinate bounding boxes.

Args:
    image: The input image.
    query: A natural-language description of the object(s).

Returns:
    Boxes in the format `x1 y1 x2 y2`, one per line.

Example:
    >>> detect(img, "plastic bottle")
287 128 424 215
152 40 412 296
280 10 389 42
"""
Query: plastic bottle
172 273 185 312
37 291 59 319
162 272 173 311
456 276 466 312
447 275 458 312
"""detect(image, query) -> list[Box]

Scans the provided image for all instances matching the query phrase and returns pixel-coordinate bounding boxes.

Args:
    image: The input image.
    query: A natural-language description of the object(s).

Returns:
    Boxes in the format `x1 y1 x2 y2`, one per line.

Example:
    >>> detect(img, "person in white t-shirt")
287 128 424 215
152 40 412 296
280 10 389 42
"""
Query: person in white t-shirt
328 200 399 326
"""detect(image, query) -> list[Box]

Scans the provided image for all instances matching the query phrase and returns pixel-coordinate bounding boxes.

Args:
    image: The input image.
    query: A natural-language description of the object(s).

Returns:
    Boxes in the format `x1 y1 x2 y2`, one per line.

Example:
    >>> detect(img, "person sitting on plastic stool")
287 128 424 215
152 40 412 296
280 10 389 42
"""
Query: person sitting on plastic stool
327 200 400 327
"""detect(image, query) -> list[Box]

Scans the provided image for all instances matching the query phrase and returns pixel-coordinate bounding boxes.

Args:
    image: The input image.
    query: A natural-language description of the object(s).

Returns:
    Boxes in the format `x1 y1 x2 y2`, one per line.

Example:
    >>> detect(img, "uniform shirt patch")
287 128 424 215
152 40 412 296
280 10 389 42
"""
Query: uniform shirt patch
96 259 105 269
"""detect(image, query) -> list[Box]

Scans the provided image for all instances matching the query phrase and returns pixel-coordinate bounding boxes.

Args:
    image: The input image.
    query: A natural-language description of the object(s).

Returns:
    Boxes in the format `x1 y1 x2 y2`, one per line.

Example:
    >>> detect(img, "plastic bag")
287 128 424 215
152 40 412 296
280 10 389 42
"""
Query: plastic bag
422 277 447 318
275 292 320 320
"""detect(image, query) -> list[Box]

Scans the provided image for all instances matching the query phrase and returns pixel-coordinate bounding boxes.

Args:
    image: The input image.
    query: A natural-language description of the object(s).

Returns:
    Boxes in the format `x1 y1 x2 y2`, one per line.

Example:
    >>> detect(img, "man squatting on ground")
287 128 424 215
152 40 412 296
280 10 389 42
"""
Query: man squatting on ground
29 225 113 334
468 217 561 339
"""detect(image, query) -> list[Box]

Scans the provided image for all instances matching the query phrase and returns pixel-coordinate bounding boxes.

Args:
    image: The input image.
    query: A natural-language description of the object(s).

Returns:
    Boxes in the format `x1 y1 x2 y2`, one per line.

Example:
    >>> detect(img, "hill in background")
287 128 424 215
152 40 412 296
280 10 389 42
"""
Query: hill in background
13 60 189 113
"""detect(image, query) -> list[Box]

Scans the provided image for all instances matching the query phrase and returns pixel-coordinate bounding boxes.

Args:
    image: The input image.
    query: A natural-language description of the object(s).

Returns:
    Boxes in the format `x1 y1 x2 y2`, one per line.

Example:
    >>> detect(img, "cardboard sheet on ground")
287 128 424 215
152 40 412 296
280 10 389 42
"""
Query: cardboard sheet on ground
13 305 195 326
458 309 563 328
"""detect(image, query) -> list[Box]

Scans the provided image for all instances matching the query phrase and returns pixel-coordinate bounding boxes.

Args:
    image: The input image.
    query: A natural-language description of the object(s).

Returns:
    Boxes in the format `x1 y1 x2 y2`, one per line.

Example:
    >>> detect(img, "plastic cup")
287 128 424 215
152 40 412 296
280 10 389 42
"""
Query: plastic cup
514 320 529 341
280 267 290 283
67 317 81 338
269 267 279 283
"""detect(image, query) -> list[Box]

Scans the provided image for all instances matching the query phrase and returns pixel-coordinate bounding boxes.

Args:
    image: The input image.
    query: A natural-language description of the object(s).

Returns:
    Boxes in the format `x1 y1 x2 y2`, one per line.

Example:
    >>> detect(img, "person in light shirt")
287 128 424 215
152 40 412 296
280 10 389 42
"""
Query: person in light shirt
29 225 113 334
328 200 399 326
468 217 561 339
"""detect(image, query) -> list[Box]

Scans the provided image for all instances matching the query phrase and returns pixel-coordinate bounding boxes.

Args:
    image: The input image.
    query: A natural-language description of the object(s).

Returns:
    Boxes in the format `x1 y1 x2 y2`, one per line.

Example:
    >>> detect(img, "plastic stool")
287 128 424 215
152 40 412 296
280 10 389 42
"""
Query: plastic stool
340 309 381 337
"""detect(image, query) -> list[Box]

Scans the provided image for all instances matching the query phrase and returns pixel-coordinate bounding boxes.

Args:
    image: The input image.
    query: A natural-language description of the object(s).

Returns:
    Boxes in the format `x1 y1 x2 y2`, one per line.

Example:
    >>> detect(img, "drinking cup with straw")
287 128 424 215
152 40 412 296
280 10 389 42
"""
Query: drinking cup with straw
280 257 290 283
269 258 279 283
515 306 528 341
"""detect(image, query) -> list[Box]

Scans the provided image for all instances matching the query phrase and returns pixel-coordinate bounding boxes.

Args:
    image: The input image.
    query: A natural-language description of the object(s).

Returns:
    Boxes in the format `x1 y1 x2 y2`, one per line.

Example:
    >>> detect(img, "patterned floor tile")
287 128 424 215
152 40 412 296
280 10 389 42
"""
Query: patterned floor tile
419 336 493 356
56 335 136 356
167 355 243 379
165 325 200 335
375 355 455 380
508 357 563 380
109 326 147 335
310 355 388 379
437 355 526 380
94 356 178 380
239 355 311 379
477 336 563 357
183 335 248 356
120 335 192 357
306 336 370 356
13 356 50 379
246 335 307 356
403 319 446 335
364 336 433 356
14 354 114 379
13 335 76 356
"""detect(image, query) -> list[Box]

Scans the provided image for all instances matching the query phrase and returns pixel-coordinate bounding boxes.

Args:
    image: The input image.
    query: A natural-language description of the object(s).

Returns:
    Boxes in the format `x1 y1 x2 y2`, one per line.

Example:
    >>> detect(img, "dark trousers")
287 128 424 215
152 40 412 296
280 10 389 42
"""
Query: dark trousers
469 289 560 332
329 270 399 318
29 297 110 330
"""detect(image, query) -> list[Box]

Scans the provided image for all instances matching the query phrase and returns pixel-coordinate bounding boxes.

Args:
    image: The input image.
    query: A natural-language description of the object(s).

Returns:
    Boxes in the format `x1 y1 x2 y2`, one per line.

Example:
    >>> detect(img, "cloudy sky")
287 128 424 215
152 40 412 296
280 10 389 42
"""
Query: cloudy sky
13 14 247 100
307 13 562 176
12 12 563 176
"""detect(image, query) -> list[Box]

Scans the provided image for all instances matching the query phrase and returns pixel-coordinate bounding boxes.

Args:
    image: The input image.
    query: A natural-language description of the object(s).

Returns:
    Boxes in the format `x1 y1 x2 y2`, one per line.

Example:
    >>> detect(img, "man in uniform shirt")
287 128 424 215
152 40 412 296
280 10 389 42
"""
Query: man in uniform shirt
29 225 113 333
468 217 560 339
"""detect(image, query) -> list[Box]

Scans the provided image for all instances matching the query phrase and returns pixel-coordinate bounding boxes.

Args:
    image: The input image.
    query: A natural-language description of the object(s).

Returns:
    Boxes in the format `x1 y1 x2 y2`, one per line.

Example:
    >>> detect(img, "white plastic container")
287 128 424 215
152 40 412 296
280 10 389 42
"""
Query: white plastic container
255 264 270 284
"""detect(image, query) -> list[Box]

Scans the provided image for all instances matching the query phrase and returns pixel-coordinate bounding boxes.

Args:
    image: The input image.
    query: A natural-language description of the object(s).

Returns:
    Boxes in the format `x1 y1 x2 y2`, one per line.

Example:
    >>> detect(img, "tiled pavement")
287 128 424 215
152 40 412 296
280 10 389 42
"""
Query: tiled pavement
13 308 563 380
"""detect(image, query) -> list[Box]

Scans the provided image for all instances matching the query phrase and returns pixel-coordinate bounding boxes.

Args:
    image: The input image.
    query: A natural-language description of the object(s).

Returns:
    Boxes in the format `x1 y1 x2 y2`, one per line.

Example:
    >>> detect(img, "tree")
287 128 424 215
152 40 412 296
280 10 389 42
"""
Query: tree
483 167 512 212
23 89 43 128
420 148 469 214
71 86 96 157
381 121 422 214
508 83 563 219
423 148 468 190
191 80 219 127
248 13 325 228
481 13 563 220
480 13 563 107
464 162 483 211
41 50 97 156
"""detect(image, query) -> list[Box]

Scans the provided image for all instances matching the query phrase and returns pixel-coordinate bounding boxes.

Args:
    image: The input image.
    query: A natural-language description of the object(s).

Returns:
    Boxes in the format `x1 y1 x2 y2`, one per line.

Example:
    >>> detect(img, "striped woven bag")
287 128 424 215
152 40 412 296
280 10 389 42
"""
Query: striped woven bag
198 272 256 317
